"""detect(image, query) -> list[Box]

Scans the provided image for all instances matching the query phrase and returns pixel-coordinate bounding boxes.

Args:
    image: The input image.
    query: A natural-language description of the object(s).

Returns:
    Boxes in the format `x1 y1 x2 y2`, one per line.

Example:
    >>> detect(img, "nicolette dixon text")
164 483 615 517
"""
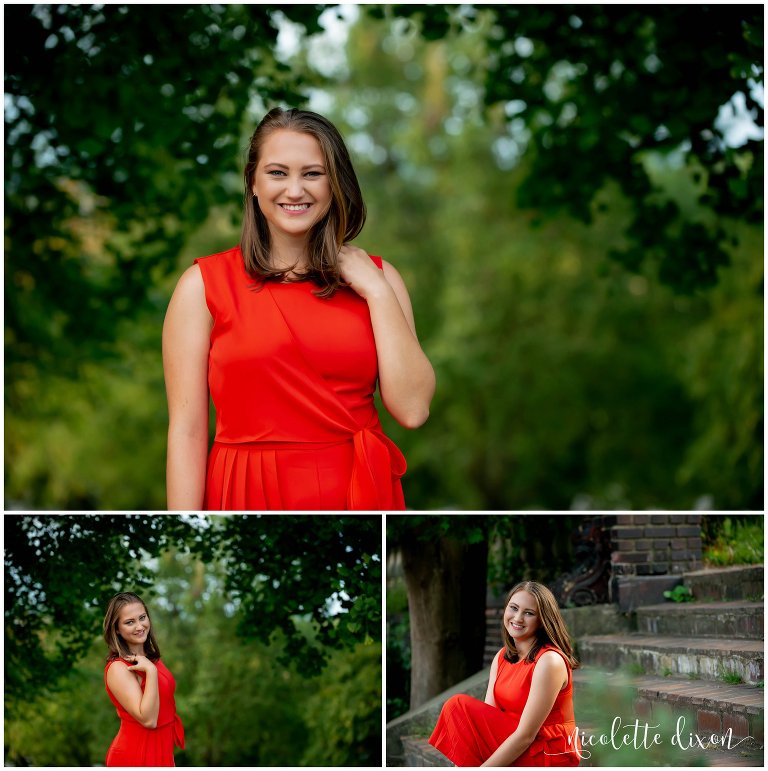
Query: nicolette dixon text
545 716 752 760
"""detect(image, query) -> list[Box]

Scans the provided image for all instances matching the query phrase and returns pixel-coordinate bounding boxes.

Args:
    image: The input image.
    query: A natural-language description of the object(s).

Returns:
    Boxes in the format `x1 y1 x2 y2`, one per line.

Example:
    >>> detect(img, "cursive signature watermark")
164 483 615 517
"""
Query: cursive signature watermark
545 715 754 760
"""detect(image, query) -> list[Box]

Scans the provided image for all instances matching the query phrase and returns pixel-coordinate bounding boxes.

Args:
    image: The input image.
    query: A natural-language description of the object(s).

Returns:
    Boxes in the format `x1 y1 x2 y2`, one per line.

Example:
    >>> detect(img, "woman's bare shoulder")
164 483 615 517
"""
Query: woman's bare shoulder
536 649 568 670
176 263 204 291
167 264 210 321
105 658 131 681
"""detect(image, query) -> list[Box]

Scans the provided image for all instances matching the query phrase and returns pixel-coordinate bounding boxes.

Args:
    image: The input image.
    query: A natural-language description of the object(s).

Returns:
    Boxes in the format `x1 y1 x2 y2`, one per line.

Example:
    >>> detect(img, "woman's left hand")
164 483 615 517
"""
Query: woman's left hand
337 245 389 301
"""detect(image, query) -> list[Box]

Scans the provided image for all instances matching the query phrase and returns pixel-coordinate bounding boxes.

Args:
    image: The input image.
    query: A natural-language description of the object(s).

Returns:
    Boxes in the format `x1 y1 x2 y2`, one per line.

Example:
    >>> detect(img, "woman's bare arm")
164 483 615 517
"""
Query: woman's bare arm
162 265 212 509
106 658 160 729
484 650 502 707
338 247 435 428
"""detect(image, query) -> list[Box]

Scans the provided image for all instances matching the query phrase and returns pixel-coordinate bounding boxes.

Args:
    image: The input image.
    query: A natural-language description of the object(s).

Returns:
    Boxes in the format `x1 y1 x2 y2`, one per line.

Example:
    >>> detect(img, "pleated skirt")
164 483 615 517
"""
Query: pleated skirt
203 440 355 510
106 721 177 767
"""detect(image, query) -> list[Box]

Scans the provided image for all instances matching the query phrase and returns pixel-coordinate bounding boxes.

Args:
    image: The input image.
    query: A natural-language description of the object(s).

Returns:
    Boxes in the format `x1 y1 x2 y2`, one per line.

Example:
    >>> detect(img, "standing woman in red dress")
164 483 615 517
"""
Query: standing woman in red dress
103 592 184 767
163 107 436 511
429 581 581 766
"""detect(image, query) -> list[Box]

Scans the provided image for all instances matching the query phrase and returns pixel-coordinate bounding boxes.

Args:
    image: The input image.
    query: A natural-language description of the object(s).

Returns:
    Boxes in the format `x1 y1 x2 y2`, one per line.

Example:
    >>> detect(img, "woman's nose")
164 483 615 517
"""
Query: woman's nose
286 176 305 197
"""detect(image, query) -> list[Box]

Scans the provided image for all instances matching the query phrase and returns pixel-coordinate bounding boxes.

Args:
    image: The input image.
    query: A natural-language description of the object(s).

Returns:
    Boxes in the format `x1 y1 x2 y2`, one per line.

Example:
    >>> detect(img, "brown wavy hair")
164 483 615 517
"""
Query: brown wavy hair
241 107 367 298
501 581 579 669
103 592 161 663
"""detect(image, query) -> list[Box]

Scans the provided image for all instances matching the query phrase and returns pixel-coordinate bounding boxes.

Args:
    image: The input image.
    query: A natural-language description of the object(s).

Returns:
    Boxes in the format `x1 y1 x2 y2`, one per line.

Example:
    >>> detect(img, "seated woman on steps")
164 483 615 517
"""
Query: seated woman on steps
429 581 581 766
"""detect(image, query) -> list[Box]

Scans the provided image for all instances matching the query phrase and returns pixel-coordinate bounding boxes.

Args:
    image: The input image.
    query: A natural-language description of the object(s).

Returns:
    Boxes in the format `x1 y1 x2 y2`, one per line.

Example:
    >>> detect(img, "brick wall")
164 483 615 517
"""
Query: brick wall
611 514 702 576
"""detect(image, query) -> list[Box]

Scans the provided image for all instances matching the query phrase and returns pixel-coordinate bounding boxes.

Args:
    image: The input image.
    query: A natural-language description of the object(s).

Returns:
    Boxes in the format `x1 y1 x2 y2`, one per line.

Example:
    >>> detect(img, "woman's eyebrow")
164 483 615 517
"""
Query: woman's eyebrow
263 162 326 170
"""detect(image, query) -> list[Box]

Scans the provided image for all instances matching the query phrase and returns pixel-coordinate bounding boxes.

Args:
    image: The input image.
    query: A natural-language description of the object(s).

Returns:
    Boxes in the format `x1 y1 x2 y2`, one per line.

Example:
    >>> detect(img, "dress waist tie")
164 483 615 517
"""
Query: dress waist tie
155 715 185 749
348 426 407 510
212 422 407 510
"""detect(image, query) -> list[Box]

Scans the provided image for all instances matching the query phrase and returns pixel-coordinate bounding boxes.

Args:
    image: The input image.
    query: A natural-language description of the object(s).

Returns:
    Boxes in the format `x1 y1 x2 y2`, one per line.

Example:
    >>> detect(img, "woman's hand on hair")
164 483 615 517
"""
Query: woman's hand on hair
341 248 435 428
337 245 389 301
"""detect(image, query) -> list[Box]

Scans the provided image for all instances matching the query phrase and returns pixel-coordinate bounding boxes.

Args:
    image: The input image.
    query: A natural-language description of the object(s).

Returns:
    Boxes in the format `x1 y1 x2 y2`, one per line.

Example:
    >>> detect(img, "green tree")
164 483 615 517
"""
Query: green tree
5 547 382 766
4 514 381 707
300 641 383 766
5 4 327 373
328 10 762 510
388 515 489 710
366 4 763 291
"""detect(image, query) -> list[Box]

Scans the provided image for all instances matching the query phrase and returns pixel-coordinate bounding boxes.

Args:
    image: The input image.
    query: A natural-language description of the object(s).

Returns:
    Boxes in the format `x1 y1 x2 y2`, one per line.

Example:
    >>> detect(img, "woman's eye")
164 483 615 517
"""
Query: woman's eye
267 170 285 176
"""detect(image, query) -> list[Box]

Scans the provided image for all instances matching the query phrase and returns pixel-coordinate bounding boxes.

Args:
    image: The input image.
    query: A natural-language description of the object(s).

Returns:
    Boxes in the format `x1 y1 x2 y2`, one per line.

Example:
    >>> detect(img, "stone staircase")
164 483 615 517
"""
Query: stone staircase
577 565 764 758
574 567 765 766
387 565 764 767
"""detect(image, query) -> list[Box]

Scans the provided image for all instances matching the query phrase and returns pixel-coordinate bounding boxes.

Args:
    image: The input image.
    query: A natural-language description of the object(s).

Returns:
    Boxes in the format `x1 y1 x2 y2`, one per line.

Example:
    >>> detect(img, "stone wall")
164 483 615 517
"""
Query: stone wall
611 513 703 577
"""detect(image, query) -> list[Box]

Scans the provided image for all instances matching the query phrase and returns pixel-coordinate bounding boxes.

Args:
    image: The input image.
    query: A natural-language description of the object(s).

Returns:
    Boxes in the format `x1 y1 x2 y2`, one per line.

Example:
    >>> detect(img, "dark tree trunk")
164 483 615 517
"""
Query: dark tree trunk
400 524 488 709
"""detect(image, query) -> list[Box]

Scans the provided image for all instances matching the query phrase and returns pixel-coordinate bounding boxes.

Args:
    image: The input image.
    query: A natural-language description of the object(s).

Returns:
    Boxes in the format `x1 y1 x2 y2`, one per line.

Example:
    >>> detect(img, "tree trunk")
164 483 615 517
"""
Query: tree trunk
401 524 488 709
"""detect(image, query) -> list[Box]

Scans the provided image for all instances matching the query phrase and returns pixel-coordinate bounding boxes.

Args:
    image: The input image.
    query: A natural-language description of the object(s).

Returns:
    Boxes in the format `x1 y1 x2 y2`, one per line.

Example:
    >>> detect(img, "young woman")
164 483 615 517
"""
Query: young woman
429 581 580 766
163 107 436 511
103 592 184 766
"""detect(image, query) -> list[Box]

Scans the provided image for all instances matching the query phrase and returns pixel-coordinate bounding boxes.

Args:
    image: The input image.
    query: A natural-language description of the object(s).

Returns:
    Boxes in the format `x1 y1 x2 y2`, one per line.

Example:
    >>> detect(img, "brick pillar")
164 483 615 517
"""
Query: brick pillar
611 514 703 576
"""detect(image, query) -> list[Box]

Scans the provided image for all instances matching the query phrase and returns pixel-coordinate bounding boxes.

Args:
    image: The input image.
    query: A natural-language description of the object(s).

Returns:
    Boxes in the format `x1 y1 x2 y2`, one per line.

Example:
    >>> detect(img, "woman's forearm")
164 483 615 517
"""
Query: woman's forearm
366 283 436 428
139 668 160 729
166 425 208 510
481 729 535 767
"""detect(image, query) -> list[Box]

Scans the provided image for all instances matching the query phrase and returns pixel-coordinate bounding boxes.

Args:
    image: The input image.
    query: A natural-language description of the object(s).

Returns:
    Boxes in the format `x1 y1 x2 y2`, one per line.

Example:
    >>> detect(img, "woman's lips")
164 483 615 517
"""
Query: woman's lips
279 203 311 214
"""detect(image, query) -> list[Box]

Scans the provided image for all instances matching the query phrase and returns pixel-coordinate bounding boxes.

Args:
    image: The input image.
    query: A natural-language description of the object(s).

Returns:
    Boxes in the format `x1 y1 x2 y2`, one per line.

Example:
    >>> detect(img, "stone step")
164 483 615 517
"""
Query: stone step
636 600 764 639
578 634 764 684
401 734 451 767
684 565 764 602
573 668 763 746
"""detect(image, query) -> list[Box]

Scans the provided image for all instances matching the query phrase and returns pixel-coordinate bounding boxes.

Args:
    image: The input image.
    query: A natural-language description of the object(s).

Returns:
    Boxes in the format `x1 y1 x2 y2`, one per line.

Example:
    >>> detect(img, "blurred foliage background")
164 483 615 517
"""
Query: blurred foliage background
4 514 382 766
5 4 763 510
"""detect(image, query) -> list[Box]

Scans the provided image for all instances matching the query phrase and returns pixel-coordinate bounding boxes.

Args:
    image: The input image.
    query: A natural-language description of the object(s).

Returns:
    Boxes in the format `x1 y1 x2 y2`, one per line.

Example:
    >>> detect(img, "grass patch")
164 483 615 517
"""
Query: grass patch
663 585 694 603
625 661 645 676
702 515 764 566
720 671 744 685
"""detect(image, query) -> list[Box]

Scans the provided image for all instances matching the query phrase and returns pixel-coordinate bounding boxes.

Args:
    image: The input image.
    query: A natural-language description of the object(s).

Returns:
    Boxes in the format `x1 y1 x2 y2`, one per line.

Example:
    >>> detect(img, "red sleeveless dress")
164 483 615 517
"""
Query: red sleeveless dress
194 246 406 510
104 658 185 767
429 645 580 766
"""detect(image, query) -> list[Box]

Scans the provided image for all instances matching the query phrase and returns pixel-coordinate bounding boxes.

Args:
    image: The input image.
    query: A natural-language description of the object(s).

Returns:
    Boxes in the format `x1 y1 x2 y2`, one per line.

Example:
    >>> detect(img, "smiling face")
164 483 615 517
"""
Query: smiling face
251 129 333 246
503 589 541 643
117 601 150 649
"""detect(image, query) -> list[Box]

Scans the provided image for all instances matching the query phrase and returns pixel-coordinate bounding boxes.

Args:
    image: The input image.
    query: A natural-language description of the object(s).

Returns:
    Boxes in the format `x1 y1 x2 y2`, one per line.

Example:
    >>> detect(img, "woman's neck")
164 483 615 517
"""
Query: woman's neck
515 639 535 658
127 643 145 656
269 232 309 273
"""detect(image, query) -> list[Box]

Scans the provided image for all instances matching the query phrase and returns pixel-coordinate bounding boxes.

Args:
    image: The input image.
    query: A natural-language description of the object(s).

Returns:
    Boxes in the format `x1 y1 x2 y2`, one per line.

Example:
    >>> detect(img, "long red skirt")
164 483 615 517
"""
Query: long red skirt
106 716 184 767
429 694 580 767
